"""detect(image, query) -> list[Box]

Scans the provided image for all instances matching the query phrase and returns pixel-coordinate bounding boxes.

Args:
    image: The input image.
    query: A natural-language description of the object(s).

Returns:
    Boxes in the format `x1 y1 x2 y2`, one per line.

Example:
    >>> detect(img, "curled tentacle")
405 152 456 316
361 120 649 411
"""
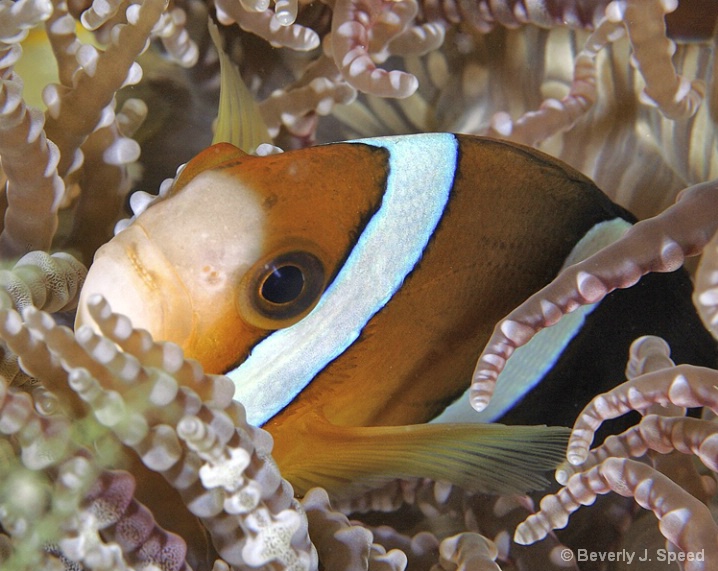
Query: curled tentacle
556 414 718 484
625 334 674 378
515 457 718 571
564 364 718 466
329 0 419 98
471 179 718 412
153 6 199 67
484 11 620 145
82 469 191 571
42 0 167 179
554 335 704 483
620 0 705 120
436 532 501 571
302 487 406 571
215 0 320 51
464 492 580 569
0 251 86 313
0 380 73 470
0 72 64 257
23 294 312 570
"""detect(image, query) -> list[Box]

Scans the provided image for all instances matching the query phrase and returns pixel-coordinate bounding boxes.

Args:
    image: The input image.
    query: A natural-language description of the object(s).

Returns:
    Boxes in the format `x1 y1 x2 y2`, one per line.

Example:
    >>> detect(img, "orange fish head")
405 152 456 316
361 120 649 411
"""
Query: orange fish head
76 141 390 374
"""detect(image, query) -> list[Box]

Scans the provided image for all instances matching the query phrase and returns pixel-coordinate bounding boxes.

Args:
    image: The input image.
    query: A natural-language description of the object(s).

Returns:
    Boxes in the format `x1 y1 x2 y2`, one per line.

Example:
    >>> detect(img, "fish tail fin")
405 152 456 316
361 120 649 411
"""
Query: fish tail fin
275 418 569 497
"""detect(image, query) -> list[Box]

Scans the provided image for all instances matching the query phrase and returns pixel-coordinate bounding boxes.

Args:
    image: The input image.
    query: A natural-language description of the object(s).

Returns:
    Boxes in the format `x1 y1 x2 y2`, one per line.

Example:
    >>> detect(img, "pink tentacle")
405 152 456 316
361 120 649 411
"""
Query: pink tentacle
471 179 718 412
516 457 718 571
330 0 419 97
620 0 705 119
565 364 718 466
87 469 191 571
556 414 718 484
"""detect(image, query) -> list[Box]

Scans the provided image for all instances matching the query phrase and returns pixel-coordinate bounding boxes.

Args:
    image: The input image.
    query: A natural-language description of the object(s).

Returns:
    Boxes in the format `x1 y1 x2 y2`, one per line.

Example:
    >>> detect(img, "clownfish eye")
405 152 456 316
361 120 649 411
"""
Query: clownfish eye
239 250 326 329
261 264 305 304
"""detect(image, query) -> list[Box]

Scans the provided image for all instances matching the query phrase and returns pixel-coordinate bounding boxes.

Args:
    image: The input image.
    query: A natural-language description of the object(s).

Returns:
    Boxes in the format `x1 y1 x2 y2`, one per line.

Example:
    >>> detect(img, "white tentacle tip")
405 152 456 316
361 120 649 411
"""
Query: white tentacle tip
499 319 534 346
576 271 607 303
667 374 692 403
697 287 718 307
660 239 685 271
469 386 492 412
566 450 588 466
605 1 626 23
540 299 562 325
513 520 547 546
554 466 571 485
83 297 108 328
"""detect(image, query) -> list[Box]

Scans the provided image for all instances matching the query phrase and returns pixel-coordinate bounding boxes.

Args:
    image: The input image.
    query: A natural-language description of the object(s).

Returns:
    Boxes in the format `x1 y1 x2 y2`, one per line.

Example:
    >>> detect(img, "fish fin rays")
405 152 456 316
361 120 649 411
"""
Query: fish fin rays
277 416 569 498
169 21 275 198
208 19 272 153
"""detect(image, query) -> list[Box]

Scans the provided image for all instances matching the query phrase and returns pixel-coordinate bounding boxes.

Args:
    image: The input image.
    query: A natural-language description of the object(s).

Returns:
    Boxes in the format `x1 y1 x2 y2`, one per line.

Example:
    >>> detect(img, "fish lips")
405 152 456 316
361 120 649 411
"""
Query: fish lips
76 223 194 346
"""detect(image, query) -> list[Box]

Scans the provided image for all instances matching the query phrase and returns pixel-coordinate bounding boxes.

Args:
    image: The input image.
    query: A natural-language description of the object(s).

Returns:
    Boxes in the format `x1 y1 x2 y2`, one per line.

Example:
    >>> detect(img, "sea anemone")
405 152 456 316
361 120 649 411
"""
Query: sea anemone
1 0 717 569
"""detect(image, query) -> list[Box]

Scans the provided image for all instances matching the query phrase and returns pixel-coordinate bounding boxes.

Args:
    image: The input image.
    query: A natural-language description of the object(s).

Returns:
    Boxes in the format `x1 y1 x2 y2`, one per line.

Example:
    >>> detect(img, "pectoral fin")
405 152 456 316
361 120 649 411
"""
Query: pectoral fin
274 415 569 497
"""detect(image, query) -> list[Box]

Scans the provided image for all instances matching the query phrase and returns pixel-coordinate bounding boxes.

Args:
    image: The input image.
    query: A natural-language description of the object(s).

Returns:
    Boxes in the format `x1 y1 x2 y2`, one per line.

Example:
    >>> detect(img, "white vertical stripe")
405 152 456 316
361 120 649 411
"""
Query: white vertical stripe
431 218 632 424
230 133 459 426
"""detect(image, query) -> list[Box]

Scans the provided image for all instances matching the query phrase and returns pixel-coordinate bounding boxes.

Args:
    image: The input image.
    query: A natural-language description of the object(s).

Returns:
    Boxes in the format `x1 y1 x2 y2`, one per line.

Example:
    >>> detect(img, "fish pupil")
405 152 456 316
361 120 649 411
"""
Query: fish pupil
261 265 305 304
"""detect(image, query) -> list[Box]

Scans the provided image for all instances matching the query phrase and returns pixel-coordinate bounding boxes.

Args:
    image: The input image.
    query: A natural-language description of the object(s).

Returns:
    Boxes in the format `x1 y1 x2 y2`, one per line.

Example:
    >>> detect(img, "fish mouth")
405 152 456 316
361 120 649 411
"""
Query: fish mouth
76 223 194 346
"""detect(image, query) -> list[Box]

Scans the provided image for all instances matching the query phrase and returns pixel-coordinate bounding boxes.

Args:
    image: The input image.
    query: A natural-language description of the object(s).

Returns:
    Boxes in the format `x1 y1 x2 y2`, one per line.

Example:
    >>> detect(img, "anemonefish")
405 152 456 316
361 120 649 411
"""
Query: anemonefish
76 133 717 496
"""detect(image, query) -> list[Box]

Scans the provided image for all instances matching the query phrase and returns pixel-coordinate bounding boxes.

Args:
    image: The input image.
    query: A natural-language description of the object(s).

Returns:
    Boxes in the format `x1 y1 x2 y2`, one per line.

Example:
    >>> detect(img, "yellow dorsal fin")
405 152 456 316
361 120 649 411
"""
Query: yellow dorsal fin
208 19 272 152
170 21 272 196
275 415 569 498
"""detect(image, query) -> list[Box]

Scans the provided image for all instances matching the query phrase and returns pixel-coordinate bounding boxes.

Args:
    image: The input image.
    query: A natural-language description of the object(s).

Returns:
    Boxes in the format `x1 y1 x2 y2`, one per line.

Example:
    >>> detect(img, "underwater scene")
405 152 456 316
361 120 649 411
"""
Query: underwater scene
1 0 718 569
